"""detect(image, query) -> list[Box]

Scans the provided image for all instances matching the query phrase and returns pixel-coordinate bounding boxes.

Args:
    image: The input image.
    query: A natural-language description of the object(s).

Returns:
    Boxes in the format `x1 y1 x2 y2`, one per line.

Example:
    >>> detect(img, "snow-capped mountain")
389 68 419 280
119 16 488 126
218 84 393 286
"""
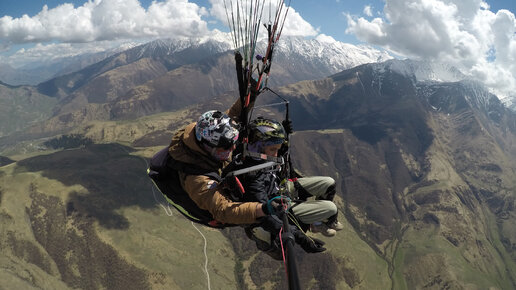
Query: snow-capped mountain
500 93 516 111
274 36 392 73
119 35 393 77
3 35 392 87
124 37 232 60
366 59 504 122
372 59 466 83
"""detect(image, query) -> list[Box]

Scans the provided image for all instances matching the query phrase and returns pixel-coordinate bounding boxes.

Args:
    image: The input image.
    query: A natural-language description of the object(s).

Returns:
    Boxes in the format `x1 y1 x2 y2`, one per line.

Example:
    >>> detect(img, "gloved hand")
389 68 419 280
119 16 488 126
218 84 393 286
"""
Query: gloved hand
261 196 290 215
282 119 293 135
295 231 326 253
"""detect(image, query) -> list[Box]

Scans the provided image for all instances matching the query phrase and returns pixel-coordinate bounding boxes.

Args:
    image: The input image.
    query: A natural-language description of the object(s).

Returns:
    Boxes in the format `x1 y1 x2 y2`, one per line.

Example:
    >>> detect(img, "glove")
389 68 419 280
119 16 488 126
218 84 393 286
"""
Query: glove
282 119 293 135
261 196 290 215
295 231 326 253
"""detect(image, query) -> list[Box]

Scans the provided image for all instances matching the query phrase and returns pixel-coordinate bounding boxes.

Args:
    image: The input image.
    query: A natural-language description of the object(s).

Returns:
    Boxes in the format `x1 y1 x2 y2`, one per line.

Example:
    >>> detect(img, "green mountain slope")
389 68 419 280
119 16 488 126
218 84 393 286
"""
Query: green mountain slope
0 144 239 289
0 84 57 138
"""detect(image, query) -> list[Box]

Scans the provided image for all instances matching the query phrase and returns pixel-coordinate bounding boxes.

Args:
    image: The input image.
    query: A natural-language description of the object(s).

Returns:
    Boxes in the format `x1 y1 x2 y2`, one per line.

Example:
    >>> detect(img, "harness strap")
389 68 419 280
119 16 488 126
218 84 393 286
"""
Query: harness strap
224 161 279 177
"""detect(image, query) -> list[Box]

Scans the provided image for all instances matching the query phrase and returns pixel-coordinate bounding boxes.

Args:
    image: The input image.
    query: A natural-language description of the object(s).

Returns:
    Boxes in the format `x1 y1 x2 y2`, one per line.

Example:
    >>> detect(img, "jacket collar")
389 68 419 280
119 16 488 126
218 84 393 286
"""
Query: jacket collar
183 123 209 157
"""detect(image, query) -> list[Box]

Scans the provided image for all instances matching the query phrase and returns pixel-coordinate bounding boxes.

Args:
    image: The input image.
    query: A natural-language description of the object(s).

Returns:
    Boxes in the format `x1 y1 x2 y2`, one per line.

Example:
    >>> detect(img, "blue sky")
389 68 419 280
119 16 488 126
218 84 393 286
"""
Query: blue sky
0 0 515 97
2 1 514 43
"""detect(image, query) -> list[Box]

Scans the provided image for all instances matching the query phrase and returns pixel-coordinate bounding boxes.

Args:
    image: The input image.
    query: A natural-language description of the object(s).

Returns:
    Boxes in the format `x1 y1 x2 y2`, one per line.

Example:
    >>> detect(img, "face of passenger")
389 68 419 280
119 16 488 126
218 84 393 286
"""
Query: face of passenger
263 144 282 157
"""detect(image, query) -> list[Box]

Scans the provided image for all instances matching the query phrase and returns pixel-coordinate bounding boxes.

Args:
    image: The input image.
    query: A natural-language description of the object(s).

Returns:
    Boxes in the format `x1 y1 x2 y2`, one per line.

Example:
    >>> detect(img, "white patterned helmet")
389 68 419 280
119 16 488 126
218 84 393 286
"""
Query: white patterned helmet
195 110 239 149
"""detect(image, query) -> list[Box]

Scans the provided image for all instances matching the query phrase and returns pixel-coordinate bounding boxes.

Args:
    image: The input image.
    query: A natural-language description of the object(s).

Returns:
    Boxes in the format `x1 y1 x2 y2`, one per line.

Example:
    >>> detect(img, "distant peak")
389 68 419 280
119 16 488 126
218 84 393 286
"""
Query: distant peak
371 59 466 83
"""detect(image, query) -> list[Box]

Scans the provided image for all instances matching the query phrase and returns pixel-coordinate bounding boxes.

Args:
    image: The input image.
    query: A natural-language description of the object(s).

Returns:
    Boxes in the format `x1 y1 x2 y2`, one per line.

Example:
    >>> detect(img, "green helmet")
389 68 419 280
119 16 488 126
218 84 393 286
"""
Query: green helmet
248 117 286 145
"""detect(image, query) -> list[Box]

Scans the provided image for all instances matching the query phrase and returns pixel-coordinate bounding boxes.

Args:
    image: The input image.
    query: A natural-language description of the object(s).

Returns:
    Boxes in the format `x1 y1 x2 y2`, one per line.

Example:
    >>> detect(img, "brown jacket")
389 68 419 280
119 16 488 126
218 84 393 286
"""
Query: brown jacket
168 98 260 224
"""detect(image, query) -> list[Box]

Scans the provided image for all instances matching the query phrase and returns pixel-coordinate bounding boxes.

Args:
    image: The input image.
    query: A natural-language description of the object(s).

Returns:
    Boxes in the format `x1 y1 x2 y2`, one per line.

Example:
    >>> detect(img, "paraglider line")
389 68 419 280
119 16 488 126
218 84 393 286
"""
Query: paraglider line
278 227 289 279
151 185 174 216
191 221 212 290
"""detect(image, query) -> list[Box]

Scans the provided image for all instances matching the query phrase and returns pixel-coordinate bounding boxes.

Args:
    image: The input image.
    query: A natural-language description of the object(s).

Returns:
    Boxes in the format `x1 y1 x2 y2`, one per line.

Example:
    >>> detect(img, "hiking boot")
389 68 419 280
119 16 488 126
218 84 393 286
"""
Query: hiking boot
310 223 336 237
327 220 344 231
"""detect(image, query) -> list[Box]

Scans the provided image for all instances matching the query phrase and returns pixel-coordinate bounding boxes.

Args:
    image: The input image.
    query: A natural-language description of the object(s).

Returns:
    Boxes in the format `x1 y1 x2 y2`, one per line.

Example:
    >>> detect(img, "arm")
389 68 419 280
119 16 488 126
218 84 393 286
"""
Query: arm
183 174 264 224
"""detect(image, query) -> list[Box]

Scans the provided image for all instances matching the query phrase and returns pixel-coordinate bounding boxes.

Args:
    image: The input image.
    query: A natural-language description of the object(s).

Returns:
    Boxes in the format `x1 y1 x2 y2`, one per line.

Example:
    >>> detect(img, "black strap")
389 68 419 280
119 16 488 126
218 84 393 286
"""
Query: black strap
234 51 249 143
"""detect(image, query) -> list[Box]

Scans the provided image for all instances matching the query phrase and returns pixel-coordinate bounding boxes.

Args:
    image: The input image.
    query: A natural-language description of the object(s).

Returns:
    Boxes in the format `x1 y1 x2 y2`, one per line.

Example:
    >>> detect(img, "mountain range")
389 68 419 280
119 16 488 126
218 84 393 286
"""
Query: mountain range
0 37 515 289
0 43 137 86
0 36 392 141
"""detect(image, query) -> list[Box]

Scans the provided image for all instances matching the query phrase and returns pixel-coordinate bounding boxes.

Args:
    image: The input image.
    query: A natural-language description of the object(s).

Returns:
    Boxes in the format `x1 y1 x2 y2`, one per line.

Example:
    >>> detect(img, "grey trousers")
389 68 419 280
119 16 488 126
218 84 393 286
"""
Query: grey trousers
287 176 338 224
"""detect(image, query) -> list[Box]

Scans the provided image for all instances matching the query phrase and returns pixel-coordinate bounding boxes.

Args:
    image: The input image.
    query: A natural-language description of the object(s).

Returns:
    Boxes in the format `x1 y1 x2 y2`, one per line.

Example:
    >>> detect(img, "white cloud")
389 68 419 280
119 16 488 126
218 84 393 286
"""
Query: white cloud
281 8 319 37
346 0 516 98
0 0 210 44
0 0 317 50
1 0 319 68
363 5 373 17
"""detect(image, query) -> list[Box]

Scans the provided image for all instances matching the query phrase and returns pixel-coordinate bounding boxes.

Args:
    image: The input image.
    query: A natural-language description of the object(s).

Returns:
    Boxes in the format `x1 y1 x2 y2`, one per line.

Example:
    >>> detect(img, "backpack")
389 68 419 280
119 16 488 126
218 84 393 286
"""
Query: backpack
147 146 228 228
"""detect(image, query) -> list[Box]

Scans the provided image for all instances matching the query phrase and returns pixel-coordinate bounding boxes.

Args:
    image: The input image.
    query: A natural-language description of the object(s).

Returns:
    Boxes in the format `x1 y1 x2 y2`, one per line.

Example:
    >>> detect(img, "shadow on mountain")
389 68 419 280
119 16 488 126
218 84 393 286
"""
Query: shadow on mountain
285 65 434 154
0 155 15 167
15 143 154 230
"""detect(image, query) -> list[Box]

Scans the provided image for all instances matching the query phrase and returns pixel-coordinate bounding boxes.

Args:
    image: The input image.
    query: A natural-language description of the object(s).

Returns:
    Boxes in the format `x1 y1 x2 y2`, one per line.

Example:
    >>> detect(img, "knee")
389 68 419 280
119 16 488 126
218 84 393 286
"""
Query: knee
319 177 336 200
321 176 335 188
324 200 338 216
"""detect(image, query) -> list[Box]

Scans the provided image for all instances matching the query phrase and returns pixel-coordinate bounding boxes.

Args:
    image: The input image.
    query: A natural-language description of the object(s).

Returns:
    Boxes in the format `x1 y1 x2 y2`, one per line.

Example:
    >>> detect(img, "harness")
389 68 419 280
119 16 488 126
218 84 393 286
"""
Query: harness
147 146 228 228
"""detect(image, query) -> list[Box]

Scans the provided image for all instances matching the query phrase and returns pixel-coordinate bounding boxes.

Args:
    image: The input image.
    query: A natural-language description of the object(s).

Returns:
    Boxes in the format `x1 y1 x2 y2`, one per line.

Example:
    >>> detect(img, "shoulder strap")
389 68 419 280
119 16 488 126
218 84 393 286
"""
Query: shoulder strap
224 161 279 177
